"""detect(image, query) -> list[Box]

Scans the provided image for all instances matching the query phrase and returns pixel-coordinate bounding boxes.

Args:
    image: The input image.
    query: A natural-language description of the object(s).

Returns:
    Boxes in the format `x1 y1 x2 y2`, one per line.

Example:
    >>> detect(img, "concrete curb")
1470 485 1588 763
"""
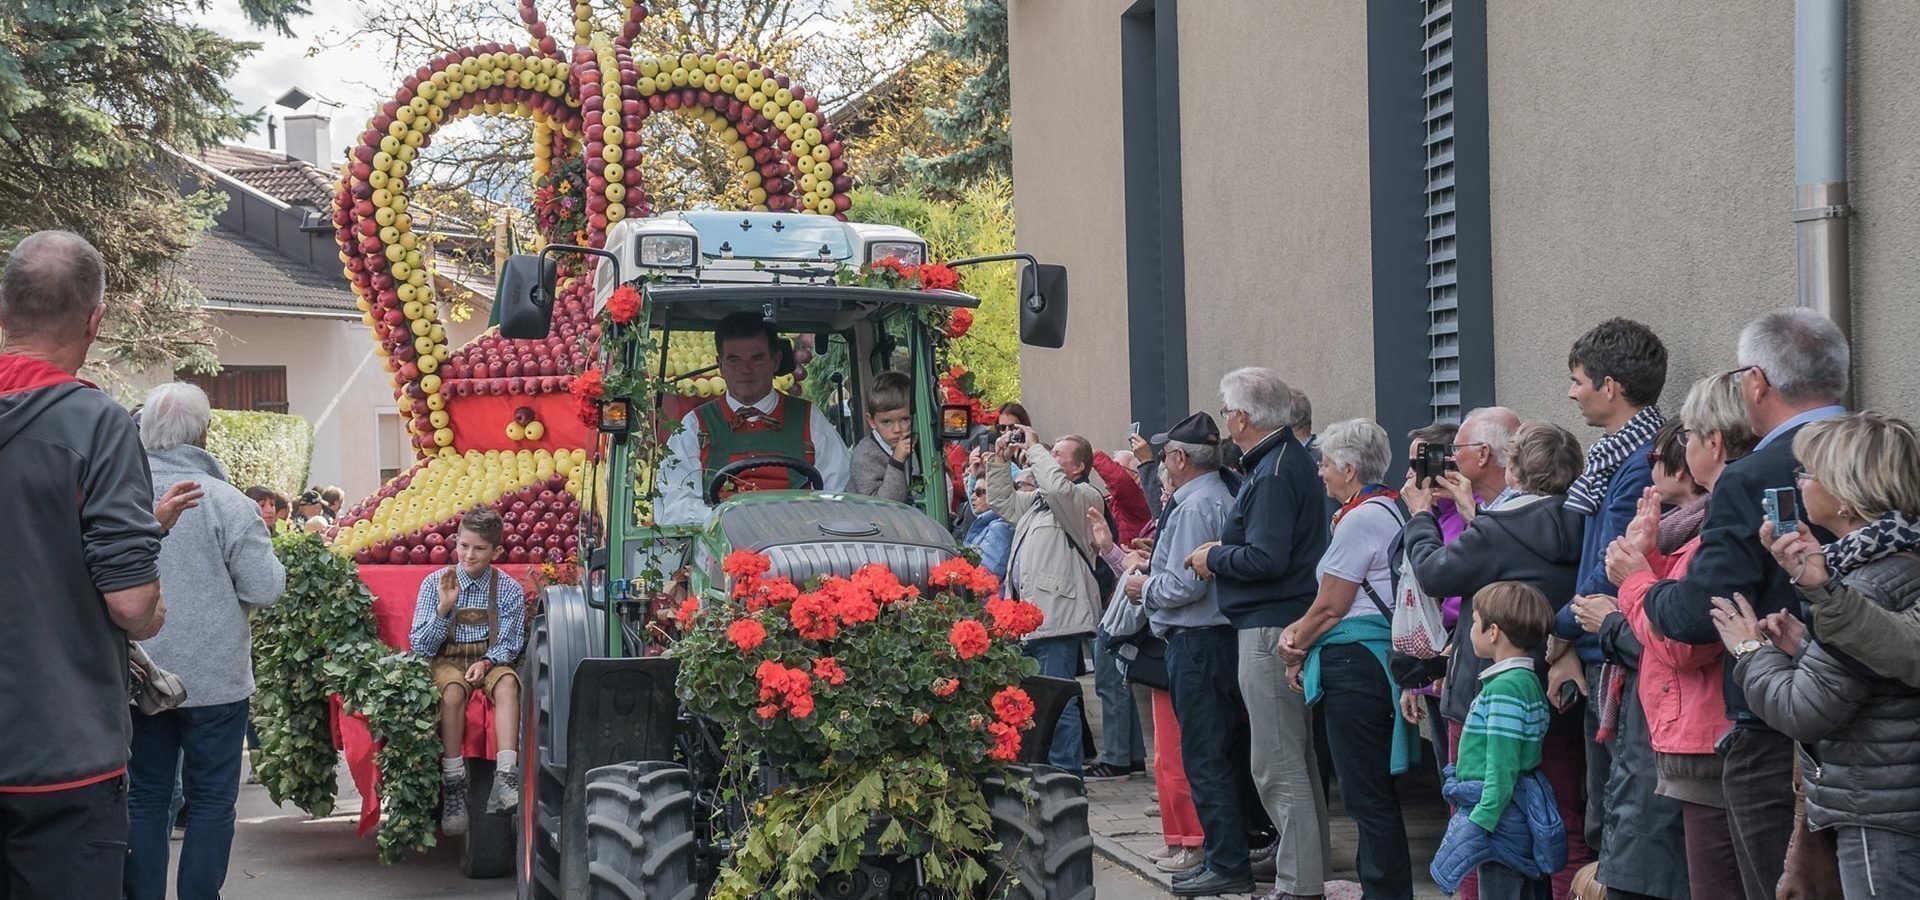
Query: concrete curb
1092 831 1177 893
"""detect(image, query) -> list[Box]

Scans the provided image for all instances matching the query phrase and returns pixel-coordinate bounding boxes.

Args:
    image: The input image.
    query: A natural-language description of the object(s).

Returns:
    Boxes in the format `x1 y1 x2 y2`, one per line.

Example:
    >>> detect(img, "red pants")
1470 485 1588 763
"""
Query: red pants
1151 688 1203 847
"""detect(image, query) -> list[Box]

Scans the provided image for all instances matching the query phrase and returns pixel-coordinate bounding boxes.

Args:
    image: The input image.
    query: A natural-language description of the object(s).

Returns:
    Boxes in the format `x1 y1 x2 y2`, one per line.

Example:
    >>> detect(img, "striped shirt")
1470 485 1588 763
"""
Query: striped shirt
409 565 527 665
1455 656 1549 831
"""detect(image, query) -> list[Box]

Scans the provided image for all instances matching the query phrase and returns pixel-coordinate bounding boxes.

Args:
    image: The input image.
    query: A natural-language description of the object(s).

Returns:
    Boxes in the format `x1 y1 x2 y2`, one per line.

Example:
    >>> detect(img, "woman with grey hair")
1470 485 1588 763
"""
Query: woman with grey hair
1275 417 1417 900
126 382 286 900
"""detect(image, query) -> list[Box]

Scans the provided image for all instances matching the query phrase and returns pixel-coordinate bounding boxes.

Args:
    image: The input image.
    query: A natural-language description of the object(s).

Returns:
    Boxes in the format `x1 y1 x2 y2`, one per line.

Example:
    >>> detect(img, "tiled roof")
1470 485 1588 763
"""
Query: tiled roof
197 146 337 207
184 226 359 317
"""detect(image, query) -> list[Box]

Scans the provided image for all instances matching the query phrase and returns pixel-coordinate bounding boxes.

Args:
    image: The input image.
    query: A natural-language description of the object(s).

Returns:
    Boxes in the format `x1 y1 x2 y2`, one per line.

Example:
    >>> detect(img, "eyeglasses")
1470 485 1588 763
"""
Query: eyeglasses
996 424 1022 433
1218 407 1241 420
1448 442 1488 454
1793 467 1817 485
1675 426 1692 447
1723 365 1759 381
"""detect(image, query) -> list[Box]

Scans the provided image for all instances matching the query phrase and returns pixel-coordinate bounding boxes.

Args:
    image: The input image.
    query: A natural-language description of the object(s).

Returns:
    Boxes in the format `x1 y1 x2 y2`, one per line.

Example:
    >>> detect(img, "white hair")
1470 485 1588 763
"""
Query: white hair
1219 367 1297 432
1460 406 1520 468
1736 308 1850 405
140 382 211 451
1318 418 1391 485
1162 439 1222 471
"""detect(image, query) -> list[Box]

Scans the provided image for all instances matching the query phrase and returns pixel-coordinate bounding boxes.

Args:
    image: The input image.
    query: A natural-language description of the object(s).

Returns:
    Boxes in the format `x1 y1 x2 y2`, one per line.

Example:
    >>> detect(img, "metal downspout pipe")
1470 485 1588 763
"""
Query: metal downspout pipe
1793 0 1850 342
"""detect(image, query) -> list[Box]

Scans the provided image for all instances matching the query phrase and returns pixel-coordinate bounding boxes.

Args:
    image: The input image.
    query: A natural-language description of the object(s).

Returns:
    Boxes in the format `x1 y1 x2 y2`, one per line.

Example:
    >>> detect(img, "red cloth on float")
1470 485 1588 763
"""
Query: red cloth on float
329 563 537 835
442 392 594 453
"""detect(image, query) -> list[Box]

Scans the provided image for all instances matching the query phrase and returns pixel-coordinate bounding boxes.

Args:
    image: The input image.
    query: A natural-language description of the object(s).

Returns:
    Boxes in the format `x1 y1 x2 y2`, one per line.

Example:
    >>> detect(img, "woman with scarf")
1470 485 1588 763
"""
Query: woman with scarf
1597 371 1758 900
1277 418 1419 900
1712 411 1920 900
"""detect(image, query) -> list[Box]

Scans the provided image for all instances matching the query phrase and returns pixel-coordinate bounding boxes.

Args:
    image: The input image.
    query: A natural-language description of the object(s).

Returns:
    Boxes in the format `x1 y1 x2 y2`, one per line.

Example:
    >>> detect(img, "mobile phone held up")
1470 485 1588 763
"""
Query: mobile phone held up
1763 486 1800 535
1411 441 1457 486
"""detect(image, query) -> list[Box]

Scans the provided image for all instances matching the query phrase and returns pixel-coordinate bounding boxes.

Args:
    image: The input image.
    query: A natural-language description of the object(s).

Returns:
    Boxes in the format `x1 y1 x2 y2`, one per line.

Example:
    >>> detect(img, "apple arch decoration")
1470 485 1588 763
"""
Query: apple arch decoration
329 0 849 566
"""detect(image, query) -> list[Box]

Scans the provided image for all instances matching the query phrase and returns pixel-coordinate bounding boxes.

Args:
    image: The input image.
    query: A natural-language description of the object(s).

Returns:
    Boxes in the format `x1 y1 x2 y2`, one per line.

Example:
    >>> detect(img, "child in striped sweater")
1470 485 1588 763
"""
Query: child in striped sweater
1434 581 1562 899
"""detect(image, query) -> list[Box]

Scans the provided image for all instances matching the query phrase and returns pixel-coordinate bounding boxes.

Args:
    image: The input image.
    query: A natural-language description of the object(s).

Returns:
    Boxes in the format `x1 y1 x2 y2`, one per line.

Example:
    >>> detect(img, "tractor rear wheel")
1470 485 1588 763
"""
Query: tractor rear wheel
978 766 1095 900
461 759 514 878
584 762 700 900
518 613 575 900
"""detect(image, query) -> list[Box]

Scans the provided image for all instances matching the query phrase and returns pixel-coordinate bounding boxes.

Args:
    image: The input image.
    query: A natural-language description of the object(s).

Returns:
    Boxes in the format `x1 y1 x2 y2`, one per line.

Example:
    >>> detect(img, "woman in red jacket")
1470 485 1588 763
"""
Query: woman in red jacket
1092 450 1151 546
1604 372 1757 900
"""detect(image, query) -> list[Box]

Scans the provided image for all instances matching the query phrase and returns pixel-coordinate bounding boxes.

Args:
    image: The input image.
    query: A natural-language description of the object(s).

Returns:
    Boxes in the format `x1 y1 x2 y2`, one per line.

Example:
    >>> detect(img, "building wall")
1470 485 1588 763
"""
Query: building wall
1845 0 1920 417
1483 1 1920 428
1177 0 1375 426
1007 0 1135 439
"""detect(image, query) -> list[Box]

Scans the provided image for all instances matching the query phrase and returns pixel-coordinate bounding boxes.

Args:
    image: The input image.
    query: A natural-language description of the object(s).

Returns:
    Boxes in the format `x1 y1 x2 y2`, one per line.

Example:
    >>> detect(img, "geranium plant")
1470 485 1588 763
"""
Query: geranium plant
675 551 1044 898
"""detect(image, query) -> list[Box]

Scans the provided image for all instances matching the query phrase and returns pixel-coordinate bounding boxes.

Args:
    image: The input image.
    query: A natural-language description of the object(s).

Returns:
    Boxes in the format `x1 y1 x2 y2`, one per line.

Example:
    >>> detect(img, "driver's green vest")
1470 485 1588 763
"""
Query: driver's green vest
695 393 816 498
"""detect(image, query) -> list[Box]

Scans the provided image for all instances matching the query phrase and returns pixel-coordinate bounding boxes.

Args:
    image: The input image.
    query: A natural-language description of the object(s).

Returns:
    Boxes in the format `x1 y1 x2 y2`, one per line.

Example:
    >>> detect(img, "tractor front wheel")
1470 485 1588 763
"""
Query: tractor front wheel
584 762 700 900
979 766 1095 900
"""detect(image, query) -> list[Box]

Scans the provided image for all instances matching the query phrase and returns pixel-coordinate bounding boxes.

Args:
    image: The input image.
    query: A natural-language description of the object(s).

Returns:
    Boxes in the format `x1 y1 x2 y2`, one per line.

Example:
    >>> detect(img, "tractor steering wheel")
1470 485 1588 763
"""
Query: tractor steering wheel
705 455 826 506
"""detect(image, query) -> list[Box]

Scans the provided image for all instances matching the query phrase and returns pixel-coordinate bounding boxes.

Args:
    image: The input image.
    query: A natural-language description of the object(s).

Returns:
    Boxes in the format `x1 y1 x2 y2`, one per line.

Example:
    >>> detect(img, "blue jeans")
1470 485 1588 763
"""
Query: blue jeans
1091 628 1145 769
1022 636 1085 776
128 699 250 900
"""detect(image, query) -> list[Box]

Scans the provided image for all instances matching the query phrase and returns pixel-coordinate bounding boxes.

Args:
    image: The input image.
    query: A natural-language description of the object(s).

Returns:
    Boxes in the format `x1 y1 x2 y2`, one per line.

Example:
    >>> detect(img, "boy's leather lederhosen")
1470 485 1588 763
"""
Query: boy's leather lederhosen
430 570 518 695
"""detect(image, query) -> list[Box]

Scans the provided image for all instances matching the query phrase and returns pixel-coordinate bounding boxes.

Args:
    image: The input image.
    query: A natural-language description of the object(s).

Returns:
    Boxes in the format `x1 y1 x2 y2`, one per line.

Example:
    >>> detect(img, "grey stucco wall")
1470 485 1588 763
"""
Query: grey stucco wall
1845 0 1920 417
1177 0 1375 428
1484 1 1797 432
1008 0 1136 440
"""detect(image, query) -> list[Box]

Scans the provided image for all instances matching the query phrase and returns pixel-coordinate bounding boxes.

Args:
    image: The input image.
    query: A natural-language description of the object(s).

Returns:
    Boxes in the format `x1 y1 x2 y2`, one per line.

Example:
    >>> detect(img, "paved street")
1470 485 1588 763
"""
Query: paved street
209 765 1174 899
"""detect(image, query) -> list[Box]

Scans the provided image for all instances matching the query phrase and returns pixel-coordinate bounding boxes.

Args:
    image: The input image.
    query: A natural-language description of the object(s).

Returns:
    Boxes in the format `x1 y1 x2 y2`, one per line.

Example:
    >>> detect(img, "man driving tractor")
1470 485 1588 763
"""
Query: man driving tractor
655 311 851 527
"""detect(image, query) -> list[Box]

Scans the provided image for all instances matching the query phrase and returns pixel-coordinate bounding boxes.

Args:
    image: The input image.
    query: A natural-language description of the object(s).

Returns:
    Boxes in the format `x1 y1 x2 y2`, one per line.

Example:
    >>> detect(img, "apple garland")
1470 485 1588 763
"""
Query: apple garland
328 1 850 569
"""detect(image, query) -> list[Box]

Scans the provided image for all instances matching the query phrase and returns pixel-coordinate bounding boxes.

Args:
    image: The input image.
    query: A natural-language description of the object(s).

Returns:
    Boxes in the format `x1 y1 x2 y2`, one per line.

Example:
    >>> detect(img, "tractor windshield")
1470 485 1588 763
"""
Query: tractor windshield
678 211 854 263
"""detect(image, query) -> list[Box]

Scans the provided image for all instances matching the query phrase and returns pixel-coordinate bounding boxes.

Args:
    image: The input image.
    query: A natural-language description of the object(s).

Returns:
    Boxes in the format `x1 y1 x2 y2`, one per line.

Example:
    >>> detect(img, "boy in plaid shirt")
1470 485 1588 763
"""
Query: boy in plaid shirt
409 508 525 834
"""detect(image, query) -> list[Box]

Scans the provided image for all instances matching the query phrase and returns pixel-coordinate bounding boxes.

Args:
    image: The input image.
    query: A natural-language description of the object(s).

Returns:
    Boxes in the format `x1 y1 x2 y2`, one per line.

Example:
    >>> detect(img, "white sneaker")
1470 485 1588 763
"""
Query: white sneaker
441 775 469 836
1147 844 1182 862
1154 846 1203 874
485 764 520 814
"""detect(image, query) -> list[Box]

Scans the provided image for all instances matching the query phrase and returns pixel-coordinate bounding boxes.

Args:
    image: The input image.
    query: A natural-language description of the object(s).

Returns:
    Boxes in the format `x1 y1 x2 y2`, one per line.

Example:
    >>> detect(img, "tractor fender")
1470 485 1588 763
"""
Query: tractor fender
538 584 605 771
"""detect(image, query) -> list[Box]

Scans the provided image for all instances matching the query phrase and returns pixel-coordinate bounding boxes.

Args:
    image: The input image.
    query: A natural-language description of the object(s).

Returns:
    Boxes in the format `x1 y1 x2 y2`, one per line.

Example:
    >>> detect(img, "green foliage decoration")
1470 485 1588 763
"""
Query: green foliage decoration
205 410 313 498
251 534 442 863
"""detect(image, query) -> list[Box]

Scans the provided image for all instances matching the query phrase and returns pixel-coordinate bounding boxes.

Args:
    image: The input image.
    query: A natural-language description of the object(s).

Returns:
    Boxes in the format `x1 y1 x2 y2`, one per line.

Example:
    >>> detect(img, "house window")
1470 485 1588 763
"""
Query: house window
377 412 405 484
176 365 289 413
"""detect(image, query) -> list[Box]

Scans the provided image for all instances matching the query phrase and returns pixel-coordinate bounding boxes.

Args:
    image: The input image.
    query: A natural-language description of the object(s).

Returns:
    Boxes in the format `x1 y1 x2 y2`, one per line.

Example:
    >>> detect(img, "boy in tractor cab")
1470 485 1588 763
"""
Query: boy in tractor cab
656 311 851 526
409 508 525 834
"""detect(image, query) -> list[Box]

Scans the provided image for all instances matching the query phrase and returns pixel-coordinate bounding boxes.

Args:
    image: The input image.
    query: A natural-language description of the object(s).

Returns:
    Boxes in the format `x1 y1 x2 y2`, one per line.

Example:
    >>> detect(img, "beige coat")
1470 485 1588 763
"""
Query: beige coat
986 444 1108 641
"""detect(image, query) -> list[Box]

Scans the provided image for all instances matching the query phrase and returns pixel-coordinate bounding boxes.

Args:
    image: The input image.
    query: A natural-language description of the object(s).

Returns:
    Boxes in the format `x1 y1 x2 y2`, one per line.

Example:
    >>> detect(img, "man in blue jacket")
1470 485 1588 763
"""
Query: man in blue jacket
1186 368 1329 900
1551 318 1667 861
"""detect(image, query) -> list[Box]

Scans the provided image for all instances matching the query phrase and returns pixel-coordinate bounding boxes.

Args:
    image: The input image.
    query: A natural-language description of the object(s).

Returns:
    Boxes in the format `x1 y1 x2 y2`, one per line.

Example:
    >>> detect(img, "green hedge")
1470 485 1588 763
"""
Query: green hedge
206 409 311 496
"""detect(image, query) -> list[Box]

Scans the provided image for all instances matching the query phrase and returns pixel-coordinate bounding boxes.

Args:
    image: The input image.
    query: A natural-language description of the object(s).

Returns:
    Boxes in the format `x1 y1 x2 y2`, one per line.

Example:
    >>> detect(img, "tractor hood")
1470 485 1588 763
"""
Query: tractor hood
706 493 959 590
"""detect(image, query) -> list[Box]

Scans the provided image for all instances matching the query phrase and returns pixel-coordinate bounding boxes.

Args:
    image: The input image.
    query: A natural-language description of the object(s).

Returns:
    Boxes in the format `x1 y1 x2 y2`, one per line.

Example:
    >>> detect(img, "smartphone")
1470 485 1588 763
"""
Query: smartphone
1763 486 1800 535
1413 442 1453 485
1129 421 1141 436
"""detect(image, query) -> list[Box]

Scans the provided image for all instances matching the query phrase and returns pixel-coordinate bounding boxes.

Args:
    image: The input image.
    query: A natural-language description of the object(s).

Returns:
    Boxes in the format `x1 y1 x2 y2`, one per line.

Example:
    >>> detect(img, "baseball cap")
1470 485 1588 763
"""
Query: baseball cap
1149 411 1221 449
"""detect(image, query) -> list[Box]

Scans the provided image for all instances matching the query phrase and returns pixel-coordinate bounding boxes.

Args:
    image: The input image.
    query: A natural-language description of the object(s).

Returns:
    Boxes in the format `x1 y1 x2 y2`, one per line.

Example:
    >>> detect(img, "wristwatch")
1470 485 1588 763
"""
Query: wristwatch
1730 639 1764 660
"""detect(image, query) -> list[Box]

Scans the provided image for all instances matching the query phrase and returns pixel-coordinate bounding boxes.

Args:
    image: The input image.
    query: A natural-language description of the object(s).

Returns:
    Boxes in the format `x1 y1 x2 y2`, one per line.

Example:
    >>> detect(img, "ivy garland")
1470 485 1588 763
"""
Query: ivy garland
252 534 443 863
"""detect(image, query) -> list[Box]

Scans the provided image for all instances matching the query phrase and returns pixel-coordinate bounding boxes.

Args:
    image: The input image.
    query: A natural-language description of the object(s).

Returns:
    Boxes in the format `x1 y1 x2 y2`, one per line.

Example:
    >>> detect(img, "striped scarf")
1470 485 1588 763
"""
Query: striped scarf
1567 406 1665 515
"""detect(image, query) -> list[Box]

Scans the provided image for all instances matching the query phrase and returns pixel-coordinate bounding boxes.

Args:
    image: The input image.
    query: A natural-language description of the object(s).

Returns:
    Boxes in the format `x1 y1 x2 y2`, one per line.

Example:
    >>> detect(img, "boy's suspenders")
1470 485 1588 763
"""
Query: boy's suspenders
486 570 499 646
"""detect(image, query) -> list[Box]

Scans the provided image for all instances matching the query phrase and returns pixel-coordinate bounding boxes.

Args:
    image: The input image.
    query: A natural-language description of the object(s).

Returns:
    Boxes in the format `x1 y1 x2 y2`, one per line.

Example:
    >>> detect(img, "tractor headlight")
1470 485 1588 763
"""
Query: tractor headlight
638 235 696 268
866 241 925 268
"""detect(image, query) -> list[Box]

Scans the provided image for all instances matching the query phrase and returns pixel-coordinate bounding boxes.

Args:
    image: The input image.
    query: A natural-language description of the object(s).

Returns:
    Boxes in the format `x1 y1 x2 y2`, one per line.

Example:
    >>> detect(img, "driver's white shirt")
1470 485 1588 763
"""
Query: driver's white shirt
655 389 850 527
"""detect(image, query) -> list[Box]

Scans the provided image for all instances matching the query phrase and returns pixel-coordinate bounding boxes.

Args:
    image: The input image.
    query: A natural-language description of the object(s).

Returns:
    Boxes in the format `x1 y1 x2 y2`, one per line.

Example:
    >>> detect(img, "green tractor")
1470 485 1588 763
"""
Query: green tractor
493 211 1092 900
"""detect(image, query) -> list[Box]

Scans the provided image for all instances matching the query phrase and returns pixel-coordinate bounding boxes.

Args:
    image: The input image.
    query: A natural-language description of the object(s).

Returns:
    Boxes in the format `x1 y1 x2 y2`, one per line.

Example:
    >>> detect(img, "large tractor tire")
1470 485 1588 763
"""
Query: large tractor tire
979 767 1095 900
461 759 515 879
518 610 583 900
584 762 699 900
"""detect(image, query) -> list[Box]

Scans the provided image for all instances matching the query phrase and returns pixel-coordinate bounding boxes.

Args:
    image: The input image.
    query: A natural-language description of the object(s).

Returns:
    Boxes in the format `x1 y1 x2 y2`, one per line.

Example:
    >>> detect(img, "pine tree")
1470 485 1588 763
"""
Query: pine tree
908 0 1009 191
0 0 309 380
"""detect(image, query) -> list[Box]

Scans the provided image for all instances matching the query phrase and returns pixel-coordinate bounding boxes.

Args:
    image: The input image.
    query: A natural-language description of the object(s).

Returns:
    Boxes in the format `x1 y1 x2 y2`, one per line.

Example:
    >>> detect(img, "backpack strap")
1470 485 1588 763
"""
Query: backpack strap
1354 497 1405 618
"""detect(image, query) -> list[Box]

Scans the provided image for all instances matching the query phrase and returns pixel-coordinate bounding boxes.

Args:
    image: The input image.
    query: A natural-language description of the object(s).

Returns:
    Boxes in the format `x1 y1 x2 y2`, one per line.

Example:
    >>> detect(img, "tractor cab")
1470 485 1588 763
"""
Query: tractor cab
490 214 1080 899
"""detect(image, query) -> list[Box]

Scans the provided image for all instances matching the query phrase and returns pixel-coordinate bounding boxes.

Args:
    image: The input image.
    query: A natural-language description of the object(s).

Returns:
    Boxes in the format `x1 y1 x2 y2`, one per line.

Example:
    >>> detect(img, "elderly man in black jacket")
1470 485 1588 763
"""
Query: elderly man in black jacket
1185 367 1330 900
1642 308 1850 900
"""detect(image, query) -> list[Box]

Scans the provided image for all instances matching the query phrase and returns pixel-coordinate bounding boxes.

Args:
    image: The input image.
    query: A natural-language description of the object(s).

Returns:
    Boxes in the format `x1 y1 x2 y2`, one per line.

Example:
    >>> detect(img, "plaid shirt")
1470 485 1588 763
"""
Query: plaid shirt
409 565 526 665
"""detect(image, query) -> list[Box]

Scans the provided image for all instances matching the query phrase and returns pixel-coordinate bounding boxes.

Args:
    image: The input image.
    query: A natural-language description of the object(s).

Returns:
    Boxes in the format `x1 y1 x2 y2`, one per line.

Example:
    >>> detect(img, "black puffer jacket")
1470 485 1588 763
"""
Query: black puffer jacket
1737 553 1920 836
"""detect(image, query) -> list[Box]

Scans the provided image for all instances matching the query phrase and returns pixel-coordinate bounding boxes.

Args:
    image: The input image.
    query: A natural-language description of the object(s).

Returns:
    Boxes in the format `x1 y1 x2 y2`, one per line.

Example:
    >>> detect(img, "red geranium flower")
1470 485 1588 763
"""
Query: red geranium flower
918 263 960 292
755 660 817 718
605 284 642 325
819 578 880 626
930 557 976 590
851 564 911 605
723 551 773 579
932 677 960 697
727 618 767 652
984 598 1044 639
740 576 801 612
756 703 780 719
675 597 701 628
991 686 1036 729
949 619 991 660
812 656 847 686
789 591 840 641
986 721 1021 762
570 368 605 427
944 307 973 338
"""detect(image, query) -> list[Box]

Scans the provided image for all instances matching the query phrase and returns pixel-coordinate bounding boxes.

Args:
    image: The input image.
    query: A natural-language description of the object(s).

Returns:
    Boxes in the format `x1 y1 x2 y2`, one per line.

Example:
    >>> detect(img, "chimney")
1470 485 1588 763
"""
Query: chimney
283 113 332 165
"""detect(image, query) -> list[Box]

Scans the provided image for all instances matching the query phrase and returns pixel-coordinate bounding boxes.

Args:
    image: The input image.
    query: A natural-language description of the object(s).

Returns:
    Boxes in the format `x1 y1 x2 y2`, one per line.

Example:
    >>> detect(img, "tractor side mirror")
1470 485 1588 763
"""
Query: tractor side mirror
1019 263 1069 349
497 253 557 339
940 405 973 441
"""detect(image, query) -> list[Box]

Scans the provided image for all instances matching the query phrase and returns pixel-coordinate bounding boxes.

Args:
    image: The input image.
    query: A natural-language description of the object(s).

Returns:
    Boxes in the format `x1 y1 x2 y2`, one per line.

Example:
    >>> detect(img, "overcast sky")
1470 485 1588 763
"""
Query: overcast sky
195 0 395 157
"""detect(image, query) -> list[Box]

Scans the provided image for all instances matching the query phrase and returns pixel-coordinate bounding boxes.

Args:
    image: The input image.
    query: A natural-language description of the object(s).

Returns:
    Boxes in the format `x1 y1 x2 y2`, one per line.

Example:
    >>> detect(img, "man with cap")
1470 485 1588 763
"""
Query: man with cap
1128 412 1262 897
